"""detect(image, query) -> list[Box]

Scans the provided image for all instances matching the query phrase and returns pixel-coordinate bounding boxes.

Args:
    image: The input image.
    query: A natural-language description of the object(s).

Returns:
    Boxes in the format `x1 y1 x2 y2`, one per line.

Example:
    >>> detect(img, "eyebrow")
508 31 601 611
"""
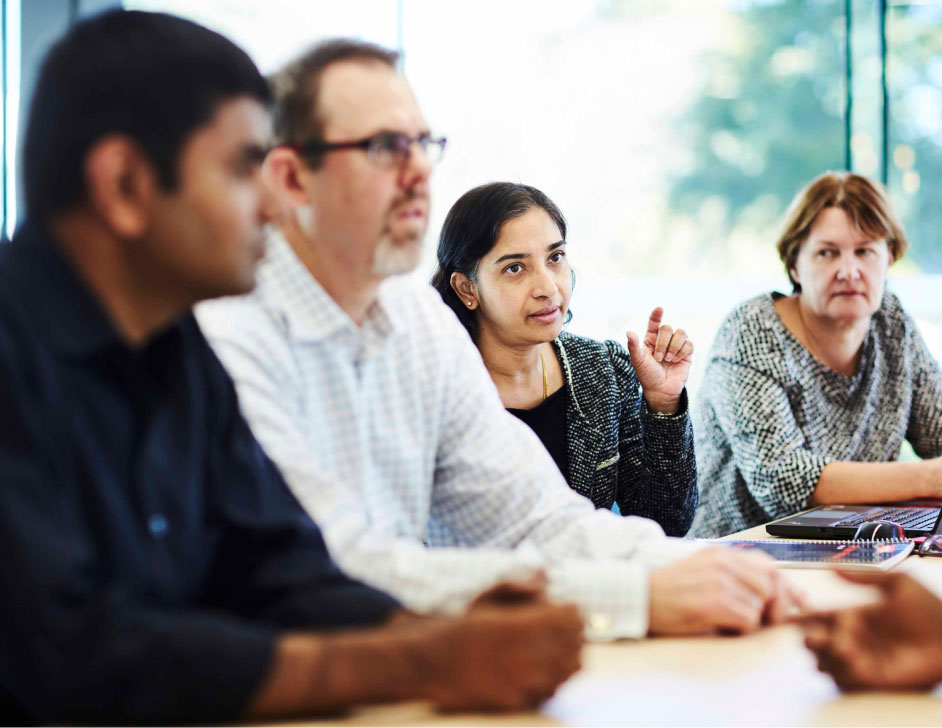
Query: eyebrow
815 239 883 247
364 128 432 139
494 240 566 265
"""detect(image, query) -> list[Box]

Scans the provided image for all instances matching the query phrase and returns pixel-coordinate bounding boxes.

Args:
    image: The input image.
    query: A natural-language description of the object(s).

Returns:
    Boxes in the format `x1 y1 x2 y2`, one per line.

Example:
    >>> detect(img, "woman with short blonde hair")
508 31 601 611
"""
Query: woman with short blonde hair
692 171 942 537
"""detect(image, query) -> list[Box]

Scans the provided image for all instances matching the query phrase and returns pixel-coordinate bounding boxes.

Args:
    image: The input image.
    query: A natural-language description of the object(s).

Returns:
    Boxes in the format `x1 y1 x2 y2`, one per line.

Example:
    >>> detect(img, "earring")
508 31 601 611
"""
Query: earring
467 301 473 306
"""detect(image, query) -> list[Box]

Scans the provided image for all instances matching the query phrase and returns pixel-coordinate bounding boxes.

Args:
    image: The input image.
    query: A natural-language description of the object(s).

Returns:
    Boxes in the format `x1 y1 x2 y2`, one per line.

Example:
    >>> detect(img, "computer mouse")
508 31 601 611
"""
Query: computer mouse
853 519 905 540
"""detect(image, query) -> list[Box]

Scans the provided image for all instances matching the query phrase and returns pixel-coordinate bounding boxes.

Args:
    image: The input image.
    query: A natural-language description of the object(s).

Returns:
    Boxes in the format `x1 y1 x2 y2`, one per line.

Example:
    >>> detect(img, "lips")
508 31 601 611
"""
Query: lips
395 201 428 221
528 305 561 323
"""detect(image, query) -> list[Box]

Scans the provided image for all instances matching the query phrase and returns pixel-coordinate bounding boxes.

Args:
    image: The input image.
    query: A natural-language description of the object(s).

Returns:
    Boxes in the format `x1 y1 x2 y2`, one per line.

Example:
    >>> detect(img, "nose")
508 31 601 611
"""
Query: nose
399 141 433 188
532 263 558 299
835 250 861 281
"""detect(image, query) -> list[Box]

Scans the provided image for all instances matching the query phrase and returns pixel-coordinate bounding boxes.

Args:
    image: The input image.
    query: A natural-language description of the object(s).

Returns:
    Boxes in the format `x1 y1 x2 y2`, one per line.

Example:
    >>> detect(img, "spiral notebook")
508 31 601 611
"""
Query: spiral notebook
702 539 914 571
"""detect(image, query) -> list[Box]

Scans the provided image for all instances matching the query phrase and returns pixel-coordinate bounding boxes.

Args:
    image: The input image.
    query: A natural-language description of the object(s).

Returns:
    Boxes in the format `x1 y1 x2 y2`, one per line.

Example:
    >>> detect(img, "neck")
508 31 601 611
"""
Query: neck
476 326 544 380
50 213 187 346
475 324 554 410
278 218 380 326
795 296 871 375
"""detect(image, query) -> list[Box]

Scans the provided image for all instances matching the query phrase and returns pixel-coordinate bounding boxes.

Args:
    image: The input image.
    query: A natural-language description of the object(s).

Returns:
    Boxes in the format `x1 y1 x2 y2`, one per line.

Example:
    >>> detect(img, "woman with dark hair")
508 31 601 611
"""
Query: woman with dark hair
432 182 698 536
691 172 942 537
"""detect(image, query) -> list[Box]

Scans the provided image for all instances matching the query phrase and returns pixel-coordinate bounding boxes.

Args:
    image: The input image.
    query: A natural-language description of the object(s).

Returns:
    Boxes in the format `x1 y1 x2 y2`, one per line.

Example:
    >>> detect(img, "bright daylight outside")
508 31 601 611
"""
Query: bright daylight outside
128 0 942 400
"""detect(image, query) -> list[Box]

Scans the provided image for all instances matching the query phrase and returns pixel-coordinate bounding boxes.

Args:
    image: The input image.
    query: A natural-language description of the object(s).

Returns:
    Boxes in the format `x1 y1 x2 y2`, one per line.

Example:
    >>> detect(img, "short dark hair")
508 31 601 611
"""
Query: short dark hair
432 182 570 339
23 9 271 223
269 38 400 168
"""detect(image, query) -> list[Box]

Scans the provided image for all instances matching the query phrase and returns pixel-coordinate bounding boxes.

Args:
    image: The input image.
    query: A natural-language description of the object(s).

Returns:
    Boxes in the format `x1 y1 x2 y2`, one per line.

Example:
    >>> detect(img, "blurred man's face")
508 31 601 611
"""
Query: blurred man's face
299 59 433 279
145 96 272 301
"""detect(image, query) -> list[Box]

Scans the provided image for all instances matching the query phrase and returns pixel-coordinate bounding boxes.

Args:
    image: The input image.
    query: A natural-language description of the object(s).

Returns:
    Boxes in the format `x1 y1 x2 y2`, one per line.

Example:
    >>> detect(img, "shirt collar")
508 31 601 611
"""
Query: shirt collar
259 228 400 345
8 221 125 357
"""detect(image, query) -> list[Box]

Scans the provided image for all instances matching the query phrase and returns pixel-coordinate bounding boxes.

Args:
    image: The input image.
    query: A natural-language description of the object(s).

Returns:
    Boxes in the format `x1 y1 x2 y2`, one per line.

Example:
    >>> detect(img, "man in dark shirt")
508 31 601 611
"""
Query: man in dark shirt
0 10 582 724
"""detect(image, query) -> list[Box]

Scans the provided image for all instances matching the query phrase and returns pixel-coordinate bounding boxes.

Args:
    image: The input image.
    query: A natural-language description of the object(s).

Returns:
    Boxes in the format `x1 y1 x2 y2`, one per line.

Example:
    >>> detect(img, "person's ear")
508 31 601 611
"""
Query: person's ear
789 257 801 288
83 135 156 238
450 271 478 310
263 148 314 211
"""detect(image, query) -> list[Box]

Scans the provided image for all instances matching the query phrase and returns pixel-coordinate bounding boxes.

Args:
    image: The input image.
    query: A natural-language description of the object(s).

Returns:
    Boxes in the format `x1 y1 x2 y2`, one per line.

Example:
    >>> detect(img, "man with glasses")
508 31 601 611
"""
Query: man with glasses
0 13 582 723
198 38 799 640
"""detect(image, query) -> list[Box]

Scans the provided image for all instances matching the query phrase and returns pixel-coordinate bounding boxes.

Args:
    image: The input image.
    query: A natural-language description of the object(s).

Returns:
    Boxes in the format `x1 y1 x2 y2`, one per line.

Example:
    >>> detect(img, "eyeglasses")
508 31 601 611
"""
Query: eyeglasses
918 534 942 557
288 132 447 167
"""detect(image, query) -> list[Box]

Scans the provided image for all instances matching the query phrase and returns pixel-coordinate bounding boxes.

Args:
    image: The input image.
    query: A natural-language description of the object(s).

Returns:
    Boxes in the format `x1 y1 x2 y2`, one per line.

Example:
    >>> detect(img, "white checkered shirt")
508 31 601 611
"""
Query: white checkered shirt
196 230 699 639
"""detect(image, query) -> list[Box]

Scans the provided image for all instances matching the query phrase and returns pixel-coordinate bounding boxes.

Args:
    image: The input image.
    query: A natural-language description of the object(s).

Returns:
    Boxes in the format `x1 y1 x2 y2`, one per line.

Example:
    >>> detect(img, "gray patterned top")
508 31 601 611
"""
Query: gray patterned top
690 291 942 537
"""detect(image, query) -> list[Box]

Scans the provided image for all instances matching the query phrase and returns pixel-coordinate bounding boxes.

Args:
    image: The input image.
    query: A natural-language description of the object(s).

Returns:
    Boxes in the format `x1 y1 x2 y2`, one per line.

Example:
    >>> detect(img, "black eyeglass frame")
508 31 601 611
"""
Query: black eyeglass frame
918 534 942 557
286 132 447 166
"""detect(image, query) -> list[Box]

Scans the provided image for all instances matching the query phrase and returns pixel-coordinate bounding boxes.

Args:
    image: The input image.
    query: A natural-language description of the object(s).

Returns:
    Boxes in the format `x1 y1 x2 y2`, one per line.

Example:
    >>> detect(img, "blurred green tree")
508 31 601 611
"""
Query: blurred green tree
888 3 942 270
664 0 846 267
603 0 942 272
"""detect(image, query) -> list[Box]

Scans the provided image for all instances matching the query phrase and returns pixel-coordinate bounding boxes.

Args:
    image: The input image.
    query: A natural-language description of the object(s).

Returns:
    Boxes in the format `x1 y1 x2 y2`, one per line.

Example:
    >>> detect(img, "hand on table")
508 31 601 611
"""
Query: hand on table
648 547 804 635
467 572 549 608
800 571 942 690
625 307 693 414
420 579 583 711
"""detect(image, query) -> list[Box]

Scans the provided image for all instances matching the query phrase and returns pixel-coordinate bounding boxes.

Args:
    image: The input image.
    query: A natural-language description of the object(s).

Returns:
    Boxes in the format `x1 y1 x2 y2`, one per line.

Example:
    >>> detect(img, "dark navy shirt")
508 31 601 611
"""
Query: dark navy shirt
0 223 399 724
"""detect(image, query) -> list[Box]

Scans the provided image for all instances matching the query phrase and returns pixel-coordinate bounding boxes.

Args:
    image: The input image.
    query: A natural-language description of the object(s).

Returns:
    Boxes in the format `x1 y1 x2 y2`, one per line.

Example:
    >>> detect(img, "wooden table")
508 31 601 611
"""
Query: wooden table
291 525 942 726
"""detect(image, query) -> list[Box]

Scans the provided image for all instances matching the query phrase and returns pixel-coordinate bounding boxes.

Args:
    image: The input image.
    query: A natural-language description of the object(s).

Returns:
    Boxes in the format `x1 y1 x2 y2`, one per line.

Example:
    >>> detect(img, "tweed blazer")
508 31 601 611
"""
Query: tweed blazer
552 331 698 536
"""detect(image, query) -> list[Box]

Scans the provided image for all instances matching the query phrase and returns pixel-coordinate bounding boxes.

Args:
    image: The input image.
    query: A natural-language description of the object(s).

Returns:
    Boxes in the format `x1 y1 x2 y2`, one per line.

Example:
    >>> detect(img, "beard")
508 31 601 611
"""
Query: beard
371 186 429 277
371 233 423 277
371 226 425 277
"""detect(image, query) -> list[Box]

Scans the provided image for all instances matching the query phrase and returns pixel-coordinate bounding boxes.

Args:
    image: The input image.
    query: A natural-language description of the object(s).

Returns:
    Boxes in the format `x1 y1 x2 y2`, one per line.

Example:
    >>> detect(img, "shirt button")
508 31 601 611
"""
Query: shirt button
147 513 169 539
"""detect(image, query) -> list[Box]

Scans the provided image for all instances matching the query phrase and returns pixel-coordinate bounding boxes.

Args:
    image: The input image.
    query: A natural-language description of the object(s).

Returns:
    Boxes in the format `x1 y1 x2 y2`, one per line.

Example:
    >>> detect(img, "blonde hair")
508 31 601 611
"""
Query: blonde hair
776 172 908 292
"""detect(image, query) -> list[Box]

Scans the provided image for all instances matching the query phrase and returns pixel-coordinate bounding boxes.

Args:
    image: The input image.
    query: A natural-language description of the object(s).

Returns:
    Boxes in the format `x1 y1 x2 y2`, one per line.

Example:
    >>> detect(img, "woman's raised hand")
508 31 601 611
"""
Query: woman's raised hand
625 307 693 414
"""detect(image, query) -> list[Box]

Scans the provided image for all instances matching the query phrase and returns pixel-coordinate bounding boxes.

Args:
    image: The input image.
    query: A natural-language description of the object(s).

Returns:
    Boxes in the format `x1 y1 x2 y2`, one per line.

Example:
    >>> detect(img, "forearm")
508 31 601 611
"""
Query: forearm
810 459 941 505
244 619 437 719
621 395 697 535
618 457 697 536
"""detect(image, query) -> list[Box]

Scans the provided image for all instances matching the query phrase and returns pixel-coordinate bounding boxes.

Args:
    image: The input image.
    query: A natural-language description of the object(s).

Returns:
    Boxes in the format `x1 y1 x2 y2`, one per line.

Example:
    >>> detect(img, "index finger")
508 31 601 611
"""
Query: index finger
644 307 664 347
835 570 895 587
765 573 807 624
796 609 838 631
469 572 548 608
726 551 778 601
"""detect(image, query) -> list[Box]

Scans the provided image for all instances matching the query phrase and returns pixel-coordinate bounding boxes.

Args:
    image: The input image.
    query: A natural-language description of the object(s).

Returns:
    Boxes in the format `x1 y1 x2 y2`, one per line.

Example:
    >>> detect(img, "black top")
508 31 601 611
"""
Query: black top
551 332 698 536
507 385 569 479
0 223 399 725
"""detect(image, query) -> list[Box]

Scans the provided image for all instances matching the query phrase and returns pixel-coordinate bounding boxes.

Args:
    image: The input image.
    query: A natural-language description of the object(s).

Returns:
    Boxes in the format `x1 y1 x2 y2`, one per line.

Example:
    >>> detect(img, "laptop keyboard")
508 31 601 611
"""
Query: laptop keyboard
836 507 939 530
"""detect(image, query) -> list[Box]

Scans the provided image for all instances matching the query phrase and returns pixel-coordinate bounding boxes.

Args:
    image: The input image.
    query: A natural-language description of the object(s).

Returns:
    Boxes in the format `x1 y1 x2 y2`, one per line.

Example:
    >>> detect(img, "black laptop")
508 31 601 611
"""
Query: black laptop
765 502 941 539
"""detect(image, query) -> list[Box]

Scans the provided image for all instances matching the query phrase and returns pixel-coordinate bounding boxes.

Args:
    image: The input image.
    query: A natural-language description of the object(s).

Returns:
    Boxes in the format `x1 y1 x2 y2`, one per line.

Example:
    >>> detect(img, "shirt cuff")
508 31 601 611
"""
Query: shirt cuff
546 558 651 640
545 537 706 641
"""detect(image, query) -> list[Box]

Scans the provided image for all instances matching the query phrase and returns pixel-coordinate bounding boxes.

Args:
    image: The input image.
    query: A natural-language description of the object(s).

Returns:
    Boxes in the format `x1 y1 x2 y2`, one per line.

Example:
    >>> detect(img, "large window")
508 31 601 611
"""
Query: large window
885 1 942 331
116 1 942 389
1 0 20 241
